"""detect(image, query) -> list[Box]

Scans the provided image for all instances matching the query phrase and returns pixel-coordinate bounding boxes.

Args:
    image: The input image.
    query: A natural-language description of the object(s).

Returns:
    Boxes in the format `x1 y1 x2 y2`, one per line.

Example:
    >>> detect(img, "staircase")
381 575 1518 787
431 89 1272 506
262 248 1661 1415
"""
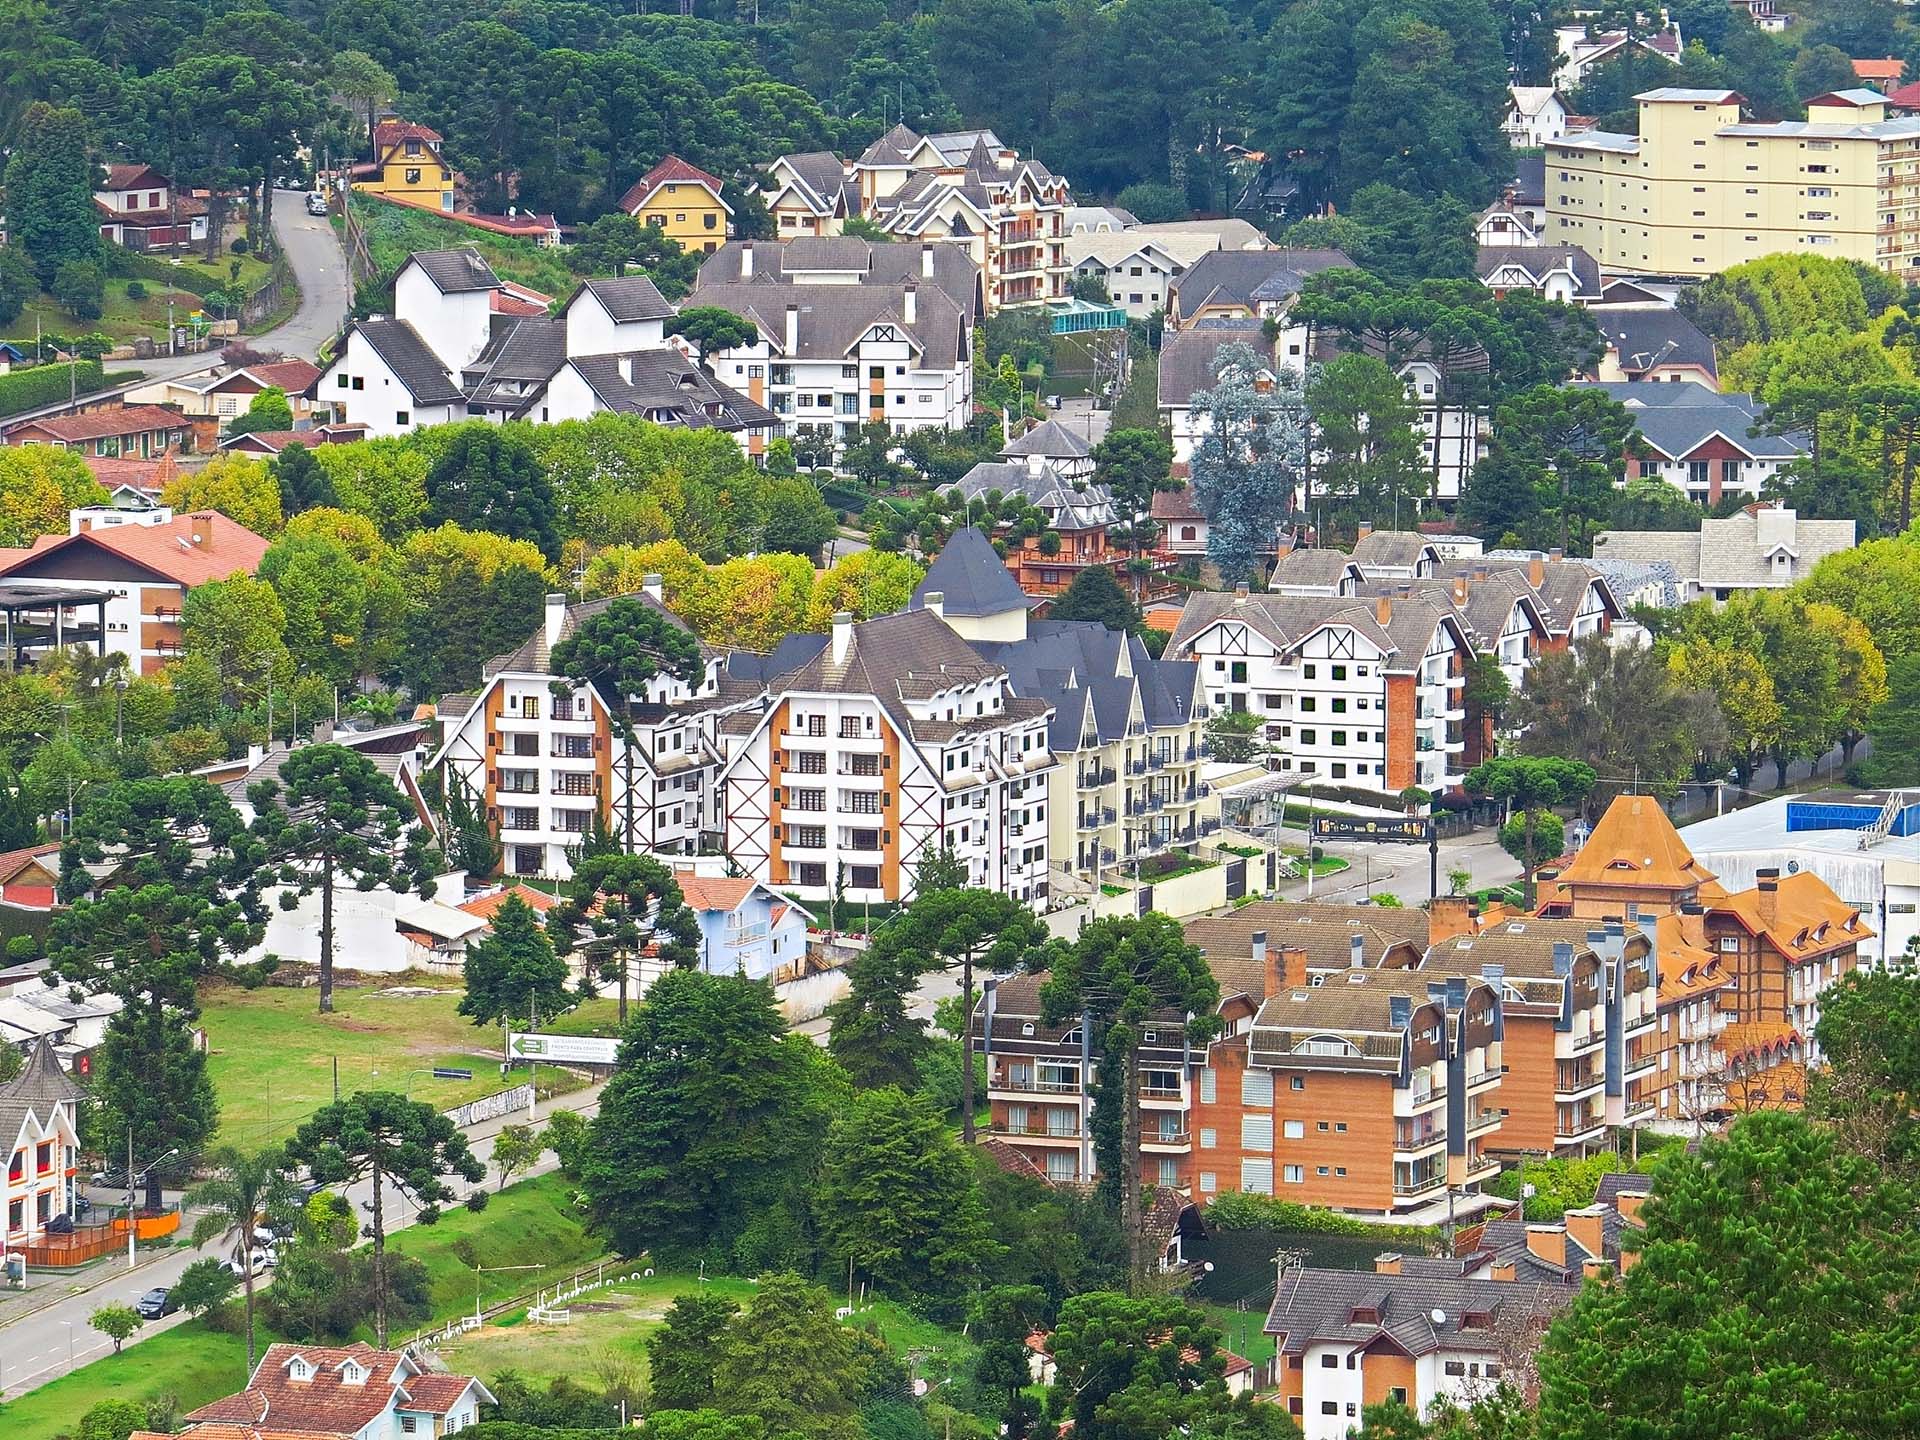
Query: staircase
1858 790 1910 851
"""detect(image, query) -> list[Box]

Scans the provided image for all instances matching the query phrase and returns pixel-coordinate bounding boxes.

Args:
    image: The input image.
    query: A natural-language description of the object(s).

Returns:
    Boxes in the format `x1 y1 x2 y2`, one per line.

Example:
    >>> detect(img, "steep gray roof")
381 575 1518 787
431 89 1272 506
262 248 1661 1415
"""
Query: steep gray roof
1266 1266 1568 1357
1593 508 1855 587
464 316 568 415
685 280 967 367
1158 320 1268 408
350 317 464 406
1268 548 1358 589
772 150 856 214
567 351 775 431
1477 243 1602 300
0 1036 83 1150
972 619 1198 752
1571 381 1805 461
1169 590 1398 669
1448 553 1621 634
1592 307 1718 379
578 275 675 323
949 462 1117 531
1171 247 1352 317
911 526 1030 618
858 122 923 165
1350 530 1437 572
1002 418 1094 461
404 248 502 294
696 239 983 324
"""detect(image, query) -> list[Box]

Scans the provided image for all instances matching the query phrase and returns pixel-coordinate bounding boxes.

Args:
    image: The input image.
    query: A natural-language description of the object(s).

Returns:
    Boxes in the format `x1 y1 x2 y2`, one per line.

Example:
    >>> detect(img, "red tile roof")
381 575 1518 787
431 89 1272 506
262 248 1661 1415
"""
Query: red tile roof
619 154 728 214
402 1373 483 1414
0 510 269 589
229 360 322 393
81 454 176 490
217 430 308 453
491 290 551 316
1854 57 1904 81
101 164 169 192
457 884 558 923
673 871 757 913
1151 487 1204 521
1890 80 1920 108
184 1342 487 1435
5 405 190 445
0 844 59 886
374 120 442 147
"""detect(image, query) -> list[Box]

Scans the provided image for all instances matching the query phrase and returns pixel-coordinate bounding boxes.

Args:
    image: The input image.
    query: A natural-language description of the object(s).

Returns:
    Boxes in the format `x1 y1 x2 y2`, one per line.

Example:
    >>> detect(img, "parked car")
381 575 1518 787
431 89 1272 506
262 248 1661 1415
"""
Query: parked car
134 1287 178 1319
305 192 328 216
72 1194 92 1217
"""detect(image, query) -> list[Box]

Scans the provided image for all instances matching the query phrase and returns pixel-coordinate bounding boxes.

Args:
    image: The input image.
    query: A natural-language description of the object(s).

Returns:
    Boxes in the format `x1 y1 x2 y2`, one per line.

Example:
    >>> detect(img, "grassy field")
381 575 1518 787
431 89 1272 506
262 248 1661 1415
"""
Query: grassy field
0 1322 252 1439
388 1173 611 1322
0 252 277 349
349 193 578 298
199 980 584 1146
1198 1303 1276 1366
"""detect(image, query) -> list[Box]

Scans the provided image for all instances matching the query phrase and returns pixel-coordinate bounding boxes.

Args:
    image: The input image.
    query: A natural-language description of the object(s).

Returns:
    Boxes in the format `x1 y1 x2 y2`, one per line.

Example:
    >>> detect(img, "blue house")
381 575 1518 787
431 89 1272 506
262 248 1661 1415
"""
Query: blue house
674 871 812 981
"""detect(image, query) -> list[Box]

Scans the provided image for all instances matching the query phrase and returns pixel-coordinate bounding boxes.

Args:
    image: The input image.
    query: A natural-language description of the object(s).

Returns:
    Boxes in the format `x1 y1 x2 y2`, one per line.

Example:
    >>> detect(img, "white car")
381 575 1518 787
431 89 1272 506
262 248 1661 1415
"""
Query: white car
305 192 328 217
223 1246 277 1278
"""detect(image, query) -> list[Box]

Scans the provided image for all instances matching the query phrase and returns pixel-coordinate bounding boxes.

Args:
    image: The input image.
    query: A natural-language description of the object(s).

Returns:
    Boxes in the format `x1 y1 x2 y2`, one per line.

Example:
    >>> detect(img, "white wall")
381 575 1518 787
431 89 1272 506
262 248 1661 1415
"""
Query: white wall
564 289 667 359
316 339 461 438
396 267 493 373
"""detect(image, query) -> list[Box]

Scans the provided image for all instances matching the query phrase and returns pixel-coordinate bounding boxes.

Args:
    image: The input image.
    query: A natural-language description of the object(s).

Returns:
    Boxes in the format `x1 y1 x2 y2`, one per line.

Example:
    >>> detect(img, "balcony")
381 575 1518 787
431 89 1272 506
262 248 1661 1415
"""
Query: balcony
991 1072 1082 1095
1394 1171 1447 1198
1080 766 1117 787
1567 1023 1606 1054
1393 1122 1445 1152
1466 1107 1502 1137
1625 1049 1659 1079
1465 1065 1501 1093
990 1120 1082 1141
1127 760 1148 776
1141 1131 1192 1151
1466 1151 1502 1182
1555 1115 1608 1145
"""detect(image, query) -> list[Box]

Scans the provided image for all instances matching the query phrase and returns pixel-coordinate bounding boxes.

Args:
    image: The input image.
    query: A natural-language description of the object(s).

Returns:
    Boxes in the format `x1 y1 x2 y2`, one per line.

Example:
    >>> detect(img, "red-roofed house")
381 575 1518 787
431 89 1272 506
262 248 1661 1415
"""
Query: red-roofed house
94 163 209 251
673 869 812 979
1853 57 1904 91
456 884 558 927
217 423 368 455
0 844 60 909
619 155 733 252
3 405 192 460
0 510 269 674
178 1342 492 1439
127 361 324 447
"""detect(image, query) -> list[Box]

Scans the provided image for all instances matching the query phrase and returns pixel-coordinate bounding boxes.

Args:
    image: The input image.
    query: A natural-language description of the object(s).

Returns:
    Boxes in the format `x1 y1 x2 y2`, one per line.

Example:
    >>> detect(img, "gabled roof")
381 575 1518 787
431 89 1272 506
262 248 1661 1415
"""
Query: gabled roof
1171 247 1352 316
1167 590 1396 668
911 526 1030 619
0 1036 83 1149
696 239 984 324
374 120 442 147
1711 870 1871 963
1477 244 1602 300
685 280 966 367
185 1342 492 1434
618 154 731 214
101 163 170 191
5 405 191 443
343 317 465 406
399 248 501 295
950 462 1117 531
565 352 776 432
1157 319 1269 408
573 274 676 323
463 315 569 415
1593 307 1717 379
0 510 268 589
1002 417 1094 461
1350 530 1437 572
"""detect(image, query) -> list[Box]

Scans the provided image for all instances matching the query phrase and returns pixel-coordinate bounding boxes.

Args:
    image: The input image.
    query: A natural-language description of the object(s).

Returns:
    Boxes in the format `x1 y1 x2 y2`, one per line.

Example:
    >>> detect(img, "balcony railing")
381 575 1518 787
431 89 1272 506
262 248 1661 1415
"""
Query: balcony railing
992 1074 1082 1094
991 1120 1082 1139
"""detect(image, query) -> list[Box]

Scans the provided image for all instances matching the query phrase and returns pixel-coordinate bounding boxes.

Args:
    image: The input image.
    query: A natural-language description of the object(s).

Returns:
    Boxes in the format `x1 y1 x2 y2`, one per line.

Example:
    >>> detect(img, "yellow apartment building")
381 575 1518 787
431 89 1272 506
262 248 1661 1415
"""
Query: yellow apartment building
1546 86 1920 275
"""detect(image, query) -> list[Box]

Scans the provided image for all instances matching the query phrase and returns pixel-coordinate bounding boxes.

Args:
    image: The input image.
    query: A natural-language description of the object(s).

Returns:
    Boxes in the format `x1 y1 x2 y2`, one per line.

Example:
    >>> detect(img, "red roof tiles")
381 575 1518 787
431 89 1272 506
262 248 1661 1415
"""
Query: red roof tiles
374 121 442 147
619 154 727 213
0 510 268 589
457 884 558 923
5 405 190 445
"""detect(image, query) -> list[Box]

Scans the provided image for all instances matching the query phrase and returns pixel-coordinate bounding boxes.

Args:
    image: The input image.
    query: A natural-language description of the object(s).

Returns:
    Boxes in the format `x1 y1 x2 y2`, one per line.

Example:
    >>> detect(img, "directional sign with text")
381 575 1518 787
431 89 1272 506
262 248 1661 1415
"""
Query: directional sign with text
1312 815 1435 844
508 1032 620 1066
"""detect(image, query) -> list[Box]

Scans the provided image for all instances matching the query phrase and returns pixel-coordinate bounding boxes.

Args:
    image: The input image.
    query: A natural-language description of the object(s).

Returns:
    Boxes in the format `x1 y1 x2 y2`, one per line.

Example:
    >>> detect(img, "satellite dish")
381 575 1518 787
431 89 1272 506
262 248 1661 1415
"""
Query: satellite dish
1430 1308 1447 1325
1787 860 1800 874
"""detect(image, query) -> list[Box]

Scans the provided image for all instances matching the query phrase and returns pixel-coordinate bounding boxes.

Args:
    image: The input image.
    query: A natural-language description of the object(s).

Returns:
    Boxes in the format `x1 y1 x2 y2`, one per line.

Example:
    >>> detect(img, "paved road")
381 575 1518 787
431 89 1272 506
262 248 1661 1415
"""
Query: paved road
0 1082 600 1399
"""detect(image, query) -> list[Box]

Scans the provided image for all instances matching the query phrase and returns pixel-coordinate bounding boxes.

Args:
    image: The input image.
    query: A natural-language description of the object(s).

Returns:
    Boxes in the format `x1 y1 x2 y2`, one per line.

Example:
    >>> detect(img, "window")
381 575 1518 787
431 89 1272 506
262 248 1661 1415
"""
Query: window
1242 1115 1273 1151
1199 1127 1217 1148
1321 1355 1339 1370
1198 1069 1216 1103
396 411 410 427
1242 1069 1273 1106
1282 1164 1305 1184
1240 1158 1273 1194
1282 1119 1305 1139
1290 1075 1305 1091
849 865 880 889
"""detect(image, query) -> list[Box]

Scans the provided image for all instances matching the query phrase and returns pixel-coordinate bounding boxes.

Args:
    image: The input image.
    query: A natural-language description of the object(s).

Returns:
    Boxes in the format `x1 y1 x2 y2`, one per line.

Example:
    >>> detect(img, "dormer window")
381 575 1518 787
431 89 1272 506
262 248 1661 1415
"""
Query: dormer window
289 1356 311 1381
341 1360 365 1385
1350 1305 1380 1324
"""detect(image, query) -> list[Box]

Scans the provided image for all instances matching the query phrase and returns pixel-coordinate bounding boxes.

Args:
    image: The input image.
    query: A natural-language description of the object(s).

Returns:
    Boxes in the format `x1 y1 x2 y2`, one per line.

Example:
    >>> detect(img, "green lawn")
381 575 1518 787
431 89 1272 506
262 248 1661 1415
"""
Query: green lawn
0 1322 252 1440
1198 1304 1276 1367
388 1173 611 1322
5 283 209 349
350 193 578 298
199 981 574 1146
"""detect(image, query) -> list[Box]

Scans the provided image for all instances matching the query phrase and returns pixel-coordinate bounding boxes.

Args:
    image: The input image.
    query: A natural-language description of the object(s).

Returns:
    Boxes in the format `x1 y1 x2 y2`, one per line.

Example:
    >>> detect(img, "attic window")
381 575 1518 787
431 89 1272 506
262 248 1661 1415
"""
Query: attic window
1462 1311 1491 1330
341 1360 365 1385
1350 1306 1380 1324
289 1357 311 1381
1021 1022 1036 1037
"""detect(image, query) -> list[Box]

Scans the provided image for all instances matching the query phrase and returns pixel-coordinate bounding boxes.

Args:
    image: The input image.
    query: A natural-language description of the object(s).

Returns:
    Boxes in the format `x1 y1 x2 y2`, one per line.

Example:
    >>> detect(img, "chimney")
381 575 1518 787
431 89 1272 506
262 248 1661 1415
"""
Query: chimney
831 609 854 664
1524 1224 1567 1267
642 572 664 602
740 240 754 278
618 356 633 386
1274 534 1294 559
1350 933 1366 970
1373 594 1392 626
1451 575 1468 605
1527 553 1545 588
1755 868 1779 924
1374 1253 1402 1276
785 303 799 354
1234 582 1249 604
1581 1259 1613 1282
1565 1204 1608 1262
544 592 567 647
1615 1190 1646 1225
1356 522 1373 540
1280 946 1310 990
1490 1259 1516 1282
922 242 935 278
1429 895 1475 945
1253 930 1275 992
904 283 917 324
924 589 945 621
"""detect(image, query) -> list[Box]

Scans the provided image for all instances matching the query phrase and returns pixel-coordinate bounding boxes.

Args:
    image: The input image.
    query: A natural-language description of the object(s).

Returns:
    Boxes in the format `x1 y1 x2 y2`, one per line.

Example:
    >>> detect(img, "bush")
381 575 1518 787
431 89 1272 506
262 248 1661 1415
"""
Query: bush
1204 1190 1439 1246
0 362 143 421
231 236 250 254
52 259 105 321
125 280 148 300
0 244 36 326
78 1399 150 1440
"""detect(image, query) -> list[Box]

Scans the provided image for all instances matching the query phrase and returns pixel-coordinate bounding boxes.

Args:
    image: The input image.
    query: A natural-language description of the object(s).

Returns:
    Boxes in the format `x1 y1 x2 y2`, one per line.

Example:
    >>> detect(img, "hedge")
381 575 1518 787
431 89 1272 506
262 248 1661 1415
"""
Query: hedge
1203 1190 1440 1247
0 363 145 421
114 250 226 298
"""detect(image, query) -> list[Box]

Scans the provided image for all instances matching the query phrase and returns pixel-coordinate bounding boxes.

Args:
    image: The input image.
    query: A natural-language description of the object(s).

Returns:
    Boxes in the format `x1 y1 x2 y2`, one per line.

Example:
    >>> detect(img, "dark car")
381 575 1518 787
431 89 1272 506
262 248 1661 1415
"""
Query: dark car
134 1287 178 1319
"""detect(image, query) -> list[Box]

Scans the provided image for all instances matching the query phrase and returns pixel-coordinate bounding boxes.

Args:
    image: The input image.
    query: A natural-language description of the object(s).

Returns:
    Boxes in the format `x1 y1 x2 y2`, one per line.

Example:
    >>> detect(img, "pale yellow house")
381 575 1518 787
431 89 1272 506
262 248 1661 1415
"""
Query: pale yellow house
351 121 454 211
618 156 733 253
1546 86 1920 276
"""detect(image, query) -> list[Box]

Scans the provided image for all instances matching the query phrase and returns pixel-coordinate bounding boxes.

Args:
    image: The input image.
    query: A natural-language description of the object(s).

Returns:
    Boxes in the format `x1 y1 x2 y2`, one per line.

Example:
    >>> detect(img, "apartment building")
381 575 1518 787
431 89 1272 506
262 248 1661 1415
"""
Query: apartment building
429 585 750 879
311 249 779 451
1546 87 1920 276
1 1039 82 1248
0 509 269 675
717 608 1056 907
1576 381 1804 504
1650 909 1736 1127
685 257 974 462
1413 919 1661 1154
762 126 1071 310
1168 587 1472 795
1267 1265 1565 1440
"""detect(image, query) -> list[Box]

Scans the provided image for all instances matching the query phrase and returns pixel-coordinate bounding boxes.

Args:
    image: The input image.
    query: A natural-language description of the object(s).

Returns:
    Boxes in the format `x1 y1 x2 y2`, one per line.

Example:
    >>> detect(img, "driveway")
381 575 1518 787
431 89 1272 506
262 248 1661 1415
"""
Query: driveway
0 1082 601 1399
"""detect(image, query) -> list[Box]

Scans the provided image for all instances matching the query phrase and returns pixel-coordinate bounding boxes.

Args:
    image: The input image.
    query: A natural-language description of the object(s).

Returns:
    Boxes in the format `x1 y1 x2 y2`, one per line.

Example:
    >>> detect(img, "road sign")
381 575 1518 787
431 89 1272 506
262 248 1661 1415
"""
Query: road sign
1312 815 1434 844
508 1032 619 1066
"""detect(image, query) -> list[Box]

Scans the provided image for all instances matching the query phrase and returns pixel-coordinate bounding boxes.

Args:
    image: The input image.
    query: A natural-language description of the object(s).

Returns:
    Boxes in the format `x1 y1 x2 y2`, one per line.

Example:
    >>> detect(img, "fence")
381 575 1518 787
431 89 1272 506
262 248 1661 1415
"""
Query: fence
19 1205 182 1269
410 1257 627 1350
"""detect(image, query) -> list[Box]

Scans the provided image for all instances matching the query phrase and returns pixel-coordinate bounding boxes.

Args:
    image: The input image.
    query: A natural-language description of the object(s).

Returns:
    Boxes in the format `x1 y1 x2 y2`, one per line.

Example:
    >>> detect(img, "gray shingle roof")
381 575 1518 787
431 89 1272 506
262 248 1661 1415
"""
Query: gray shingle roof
685 280 968 368
1269 549 1357 589
1350 531 1438 572
971 619 1198 752
1477 243 1602 300
464 316 568 415
1002 418 1094 461
1266 1265 1568 1356
912 526 1031 619
1571 381 1805 461
1592 307 1718 379
1171 247 1352 317
1185 902 1431 975
579 275 675 323
566 351 773 431
697 239 983 324
405 248 502 294
0 1036 83 1154
1167 590 1399 669
1157 320 1268 408
949 462 1118 530
1593 508 1855 587
350 317 464 406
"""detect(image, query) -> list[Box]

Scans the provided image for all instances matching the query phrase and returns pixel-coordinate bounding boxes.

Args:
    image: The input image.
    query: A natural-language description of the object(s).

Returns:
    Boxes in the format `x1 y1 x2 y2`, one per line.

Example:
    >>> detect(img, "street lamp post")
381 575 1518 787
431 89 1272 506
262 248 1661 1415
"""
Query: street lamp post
126 1135 179 1270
